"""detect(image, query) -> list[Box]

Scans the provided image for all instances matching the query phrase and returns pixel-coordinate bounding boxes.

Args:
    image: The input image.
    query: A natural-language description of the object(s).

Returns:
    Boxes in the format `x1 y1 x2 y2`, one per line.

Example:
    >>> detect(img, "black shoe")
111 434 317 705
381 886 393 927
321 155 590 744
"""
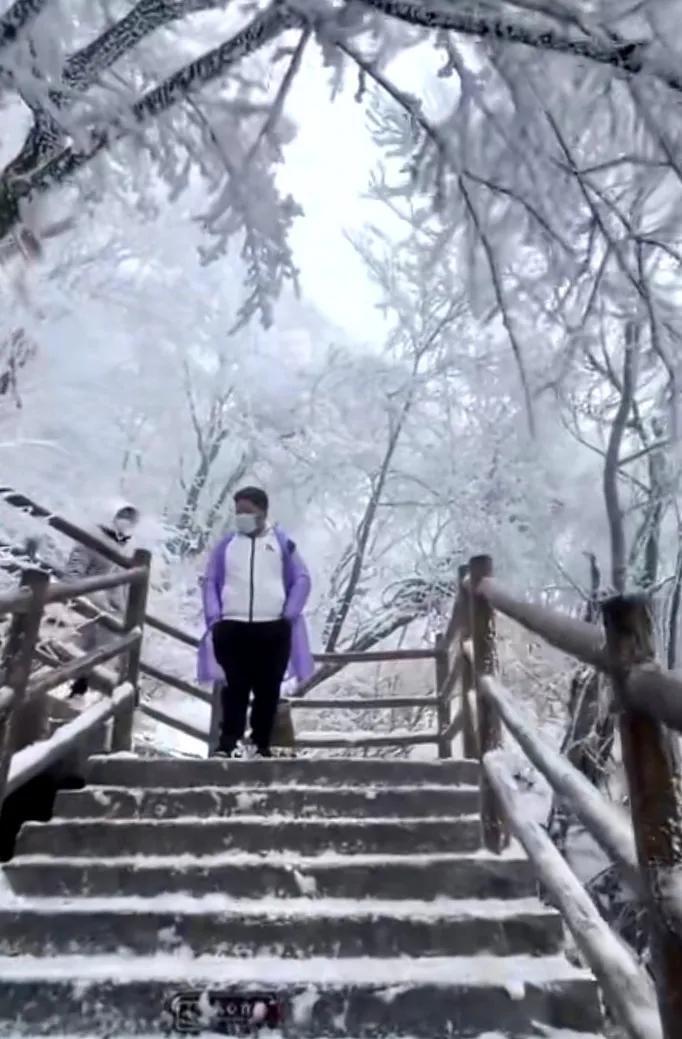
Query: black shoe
213 745 241 759
255 747 273 758
68 676 88 699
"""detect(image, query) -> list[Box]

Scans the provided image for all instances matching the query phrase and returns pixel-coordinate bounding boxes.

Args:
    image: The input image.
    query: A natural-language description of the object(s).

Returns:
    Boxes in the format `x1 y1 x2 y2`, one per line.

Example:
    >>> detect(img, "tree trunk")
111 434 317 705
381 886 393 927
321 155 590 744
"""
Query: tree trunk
604 320 640 594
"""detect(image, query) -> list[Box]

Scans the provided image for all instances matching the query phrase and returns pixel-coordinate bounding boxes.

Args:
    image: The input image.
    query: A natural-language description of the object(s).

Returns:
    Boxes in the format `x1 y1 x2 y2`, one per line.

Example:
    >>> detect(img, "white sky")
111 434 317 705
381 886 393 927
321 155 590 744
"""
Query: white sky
280 40 446 346
279 47 388 344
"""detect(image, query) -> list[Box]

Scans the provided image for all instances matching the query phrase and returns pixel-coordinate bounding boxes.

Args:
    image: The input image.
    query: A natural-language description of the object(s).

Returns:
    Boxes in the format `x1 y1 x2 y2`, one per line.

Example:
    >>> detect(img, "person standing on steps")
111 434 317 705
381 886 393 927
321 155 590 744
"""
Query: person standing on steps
197 487 314 759
64 500 140 698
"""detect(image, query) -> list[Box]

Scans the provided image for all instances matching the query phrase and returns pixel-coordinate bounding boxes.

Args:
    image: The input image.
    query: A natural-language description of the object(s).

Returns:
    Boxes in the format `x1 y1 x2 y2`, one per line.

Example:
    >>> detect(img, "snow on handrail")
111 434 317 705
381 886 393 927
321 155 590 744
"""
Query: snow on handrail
484 750 663 1039
480 673 640 885
6 684 135 797
465 659 682 935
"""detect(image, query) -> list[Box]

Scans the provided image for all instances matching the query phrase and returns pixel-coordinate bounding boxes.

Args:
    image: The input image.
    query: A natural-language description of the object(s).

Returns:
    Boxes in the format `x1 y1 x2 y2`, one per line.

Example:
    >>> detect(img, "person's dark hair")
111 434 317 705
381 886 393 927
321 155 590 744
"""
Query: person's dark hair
234 486 269 513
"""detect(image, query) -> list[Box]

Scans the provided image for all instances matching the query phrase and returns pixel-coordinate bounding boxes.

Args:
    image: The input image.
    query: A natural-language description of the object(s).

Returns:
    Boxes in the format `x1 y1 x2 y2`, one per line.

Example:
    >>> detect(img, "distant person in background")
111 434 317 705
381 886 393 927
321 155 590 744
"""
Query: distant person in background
197 487 313 758
64 501 140 698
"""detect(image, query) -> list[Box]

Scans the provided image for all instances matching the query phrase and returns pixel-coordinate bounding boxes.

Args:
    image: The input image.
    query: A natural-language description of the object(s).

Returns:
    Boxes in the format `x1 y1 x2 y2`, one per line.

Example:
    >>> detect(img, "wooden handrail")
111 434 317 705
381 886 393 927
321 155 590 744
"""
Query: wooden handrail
0 586 32 616
1 537 130 635
145 613 200 648
1 537 151 803
462 554 682 1039
478 671 641 892
457 568 478 759
441 708 463 743
71 597 126 634
476 575 608 668
475 573 682 735
484 751 662 1039
25 630 141 700
0 487 131 568
288 694 439 710
45 565 148 605
294 730 439 749
143 630 441 668
470 556 508 852
0 488 184 648
440 651 464 704
6 684 134 797
0 568 50 803
140 662 212 706
2 488 443 672
444 582 465 644
602 596 682 1036
624 666 682 735
435 634 450 759
3 491 681 1036
0 687 14 717
139 701 207 743
313 648 437 663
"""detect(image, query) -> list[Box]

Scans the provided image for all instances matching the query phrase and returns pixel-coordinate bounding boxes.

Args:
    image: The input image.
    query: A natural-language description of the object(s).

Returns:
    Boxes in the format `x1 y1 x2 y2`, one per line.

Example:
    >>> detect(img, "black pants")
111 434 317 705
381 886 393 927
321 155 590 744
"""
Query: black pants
212 619 291 751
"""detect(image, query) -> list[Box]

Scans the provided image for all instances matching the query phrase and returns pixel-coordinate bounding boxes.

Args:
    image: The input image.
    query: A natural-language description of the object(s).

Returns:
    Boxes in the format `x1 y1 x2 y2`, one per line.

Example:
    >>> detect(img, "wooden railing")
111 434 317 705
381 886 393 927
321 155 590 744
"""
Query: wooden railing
0 550 150 808
2 492 682 1035
446 553 682 1039
0 487 461 787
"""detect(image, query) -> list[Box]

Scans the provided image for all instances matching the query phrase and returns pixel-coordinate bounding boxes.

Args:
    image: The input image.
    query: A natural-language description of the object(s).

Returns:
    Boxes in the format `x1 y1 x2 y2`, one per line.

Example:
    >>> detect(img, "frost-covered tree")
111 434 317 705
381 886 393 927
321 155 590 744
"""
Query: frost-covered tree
3 0 682 346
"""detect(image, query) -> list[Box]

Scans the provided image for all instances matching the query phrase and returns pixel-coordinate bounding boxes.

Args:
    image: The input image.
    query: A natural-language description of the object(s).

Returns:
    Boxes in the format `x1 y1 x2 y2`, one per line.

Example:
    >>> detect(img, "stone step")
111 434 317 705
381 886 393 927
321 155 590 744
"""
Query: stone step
6 1034 608 1039
85 755 480 789
0 896 563 958
3 849 537 900
0 953 603 1036
53 784 480 820
15 816 482 858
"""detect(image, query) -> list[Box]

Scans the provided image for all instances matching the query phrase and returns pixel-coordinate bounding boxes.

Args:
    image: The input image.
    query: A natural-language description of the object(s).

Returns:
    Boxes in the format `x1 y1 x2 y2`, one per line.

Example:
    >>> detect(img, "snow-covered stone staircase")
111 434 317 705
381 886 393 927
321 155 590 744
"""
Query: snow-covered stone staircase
0 756 604 1037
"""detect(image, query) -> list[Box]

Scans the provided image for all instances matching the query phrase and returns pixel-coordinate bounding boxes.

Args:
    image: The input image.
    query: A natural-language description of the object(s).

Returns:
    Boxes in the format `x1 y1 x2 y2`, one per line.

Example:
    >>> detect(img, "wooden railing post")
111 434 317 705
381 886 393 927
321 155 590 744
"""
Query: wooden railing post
469 554 509 853
0 567 49 806
435 633 451 759
112 549 151 753
602 594 682 1039
458 564 479 760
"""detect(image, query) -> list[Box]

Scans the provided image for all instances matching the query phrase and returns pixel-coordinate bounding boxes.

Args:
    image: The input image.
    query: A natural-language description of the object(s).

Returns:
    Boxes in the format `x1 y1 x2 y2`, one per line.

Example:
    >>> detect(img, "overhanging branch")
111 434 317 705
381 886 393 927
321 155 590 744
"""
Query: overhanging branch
0 1 301 241
0 0 50 53
357 0 667 89
5 0 235 181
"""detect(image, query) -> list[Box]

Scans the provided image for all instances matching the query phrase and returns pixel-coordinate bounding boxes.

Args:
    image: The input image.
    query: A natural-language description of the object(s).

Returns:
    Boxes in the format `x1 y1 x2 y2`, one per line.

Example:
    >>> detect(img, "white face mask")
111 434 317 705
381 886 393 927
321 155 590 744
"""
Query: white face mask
114 517 135 537
235 513 260 536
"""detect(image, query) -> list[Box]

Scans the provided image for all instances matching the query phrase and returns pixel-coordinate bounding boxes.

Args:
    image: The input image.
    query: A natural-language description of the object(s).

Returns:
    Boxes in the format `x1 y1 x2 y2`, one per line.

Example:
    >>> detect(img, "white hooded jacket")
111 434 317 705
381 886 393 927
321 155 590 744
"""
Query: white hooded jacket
64 499 139 615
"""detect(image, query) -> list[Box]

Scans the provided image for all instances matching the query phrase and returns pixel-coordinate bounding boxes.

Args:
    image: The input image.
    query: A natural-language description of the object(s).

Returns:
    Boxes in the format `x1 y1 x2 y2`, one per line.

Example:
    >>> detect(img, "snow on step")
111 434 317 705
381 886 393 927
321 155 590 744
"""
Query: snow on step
0 953 603 1036
0 753 605 1036
53 782 481 819
3 847 538 900
3 1030 602 1039
84 754 480 788
0 893 552 918
7 1030 607 1039
0 894 564 958
14 815 483 857
6 846 528 869
0 950 598 985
